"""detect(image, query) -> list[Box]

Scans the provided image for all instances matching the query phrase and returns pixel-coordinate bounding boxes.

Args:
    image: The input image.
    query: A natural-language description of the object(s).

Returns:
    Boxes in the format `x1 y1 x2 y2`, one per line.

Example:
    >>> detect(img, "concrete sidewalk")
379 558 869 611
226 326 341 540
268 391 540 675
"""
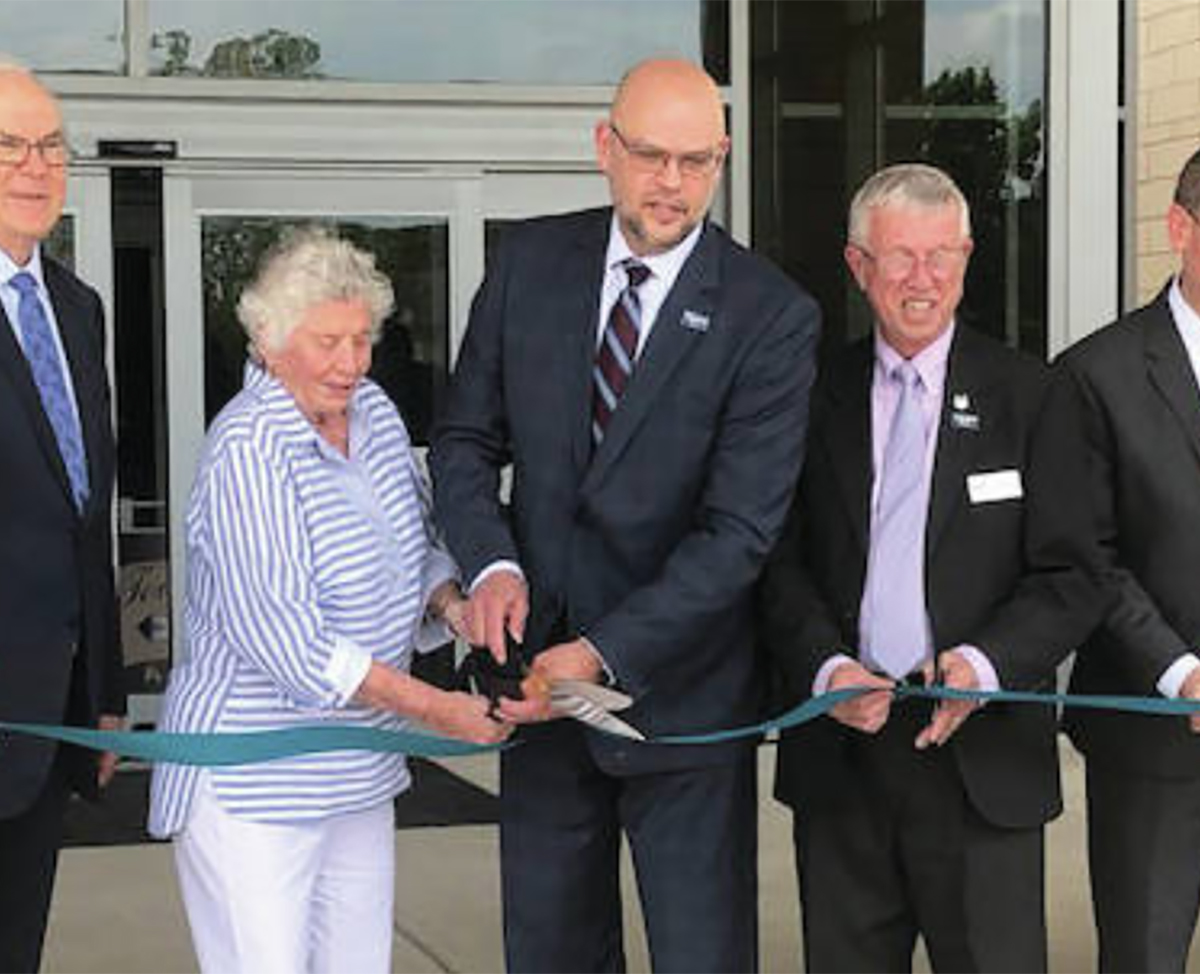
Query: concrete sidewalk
40 741 1200 973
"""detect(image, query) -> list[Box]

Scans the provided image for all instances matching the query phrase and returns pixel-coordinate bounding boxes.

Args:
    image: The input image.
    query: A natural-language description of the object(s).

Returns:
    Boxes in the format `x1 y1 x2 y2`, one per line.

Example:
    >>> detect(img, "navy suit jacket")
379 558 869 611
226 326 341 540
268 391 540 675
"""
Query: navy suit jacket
0 255 123 817
432 208 821 773
763 326 1103 827
1062 286 1200 778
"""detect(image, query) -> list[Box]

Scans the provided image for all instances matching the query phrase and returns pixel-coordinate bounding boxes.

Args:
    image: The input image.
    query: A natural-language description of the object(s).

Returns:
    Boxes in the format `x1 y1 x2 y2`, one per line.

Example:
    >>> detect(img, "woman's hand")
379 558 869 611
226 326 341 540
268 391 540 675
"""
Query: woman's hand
424 689 512 745
428 581 472 642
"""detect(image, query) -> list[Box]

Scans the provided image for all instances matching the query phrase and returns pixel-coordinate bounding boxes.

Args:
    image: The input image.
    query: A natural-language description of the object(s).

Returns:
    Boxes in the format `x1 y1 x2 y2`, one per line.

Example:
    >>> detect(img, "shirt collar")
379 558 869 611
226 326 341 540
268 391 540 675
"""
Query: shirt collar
1 245 46 293
604 213 704 288
874 319 956 397
242 359 374 454
1169 274 1200 344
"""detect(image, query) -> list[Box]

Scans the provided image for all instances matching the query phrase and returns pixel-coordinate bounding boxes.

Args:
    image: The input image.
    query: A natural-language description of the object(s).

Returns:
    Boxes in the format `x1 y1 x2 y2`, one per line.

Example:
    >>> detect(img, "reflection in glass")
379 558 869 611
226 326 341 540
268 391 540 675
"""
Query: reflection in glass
752 0 1046 358
201 216 449 445
0 0 125 74
44 216 75 269
112 169 172 693
147 0 724 84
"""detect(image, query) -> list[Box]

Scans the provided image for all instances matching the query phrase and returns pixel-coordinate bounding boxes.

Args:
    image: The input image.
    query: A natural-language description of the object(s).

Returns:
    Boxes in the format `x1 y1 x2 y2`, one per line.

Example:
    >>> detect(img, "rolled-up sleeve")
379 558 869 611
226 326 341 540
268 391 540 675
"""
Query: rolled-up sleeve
206 441 370 708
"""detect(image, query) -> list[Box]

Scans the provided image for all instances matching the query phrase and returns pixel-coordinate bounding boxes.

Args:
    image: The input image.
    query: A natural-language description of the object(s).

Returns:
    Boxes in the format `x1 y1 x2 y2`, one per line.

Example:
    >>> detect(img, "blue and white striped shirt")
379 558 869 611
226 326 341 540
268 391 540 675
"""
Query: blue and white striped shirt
149 364 456 836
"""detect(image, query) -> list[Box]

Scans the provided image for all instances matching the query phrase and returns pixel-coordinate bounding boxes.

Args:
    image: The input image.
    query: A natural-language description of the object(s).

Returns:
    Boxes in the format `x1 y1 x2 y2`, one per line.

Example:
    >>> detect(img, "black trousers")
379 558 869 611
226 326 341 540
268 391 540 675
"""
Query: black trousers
0 750 70 973
500 723 758 973
1086 761 1200 973
792 699 1047 974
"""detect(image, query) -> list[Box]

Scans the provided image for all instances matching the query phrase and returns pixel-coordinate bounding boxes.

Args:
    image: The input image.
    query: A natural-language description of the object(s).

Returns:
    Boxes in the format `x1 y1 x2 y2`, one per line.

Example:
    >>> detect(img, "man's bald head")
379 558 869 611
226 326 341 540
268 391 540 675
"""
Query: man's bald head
595 59 728 256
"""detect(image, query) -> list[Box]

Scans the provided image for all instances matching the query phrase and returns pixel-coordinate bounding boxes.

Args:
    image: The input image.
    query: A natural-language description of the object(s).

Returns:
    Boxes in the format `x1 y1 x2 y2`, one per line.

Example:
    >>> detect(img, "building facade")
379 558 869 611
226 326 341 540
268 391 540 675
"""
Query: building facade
1136 0 1200 301
0 0 1130 720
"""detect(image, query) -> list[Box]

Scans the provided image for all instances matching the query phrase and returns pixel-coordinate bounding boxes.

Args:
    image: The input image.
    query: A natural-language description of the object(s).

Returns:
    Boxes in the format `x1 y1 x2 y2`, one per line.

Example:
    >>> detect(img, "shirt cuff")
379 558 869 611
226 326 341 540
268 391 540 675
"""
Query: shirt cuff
1158 653 1200 699
813 653 857 697
470 560 525 593
579 634 616 685
323 634 374 705
415 546 461 654
954 645 1000 693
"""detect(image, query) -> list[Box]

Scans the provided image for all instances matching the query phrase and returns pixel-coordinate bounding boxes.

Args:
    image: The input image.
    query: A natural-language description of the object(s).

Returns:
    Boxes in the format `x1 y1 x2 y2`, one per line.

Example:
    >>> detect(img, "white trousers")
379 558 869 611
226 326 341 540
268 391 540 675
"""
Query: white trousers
173 775 395 974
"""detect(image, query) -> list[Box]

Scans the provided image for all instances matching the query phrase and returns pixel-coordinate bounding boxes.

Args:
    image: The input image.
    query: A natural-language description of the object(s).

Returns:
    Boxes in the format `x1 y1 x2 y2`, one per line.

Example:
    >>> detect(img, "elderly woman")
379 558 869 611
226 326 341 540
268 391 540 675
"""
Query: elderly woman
148 227 506 974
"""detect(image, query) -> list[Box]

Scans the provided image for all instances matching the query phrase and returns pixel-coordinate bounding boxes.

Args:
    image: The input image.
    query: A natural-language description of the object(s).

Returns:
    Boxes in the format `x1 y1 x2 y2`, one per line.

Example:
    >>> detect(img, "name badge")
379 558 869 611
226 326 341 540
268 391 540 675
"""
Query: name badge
966 469 1023 504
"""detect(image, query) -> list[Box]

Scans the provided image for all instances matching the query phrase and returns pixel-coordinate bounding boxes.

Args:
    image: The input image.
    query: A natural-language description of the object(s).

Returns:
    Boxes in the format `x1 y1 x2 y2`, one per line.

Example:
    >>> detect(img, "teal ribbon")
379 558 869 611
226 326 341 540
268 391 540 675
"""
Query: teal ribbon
3 684 1198 764
0 721 507 765
663 684 1200 745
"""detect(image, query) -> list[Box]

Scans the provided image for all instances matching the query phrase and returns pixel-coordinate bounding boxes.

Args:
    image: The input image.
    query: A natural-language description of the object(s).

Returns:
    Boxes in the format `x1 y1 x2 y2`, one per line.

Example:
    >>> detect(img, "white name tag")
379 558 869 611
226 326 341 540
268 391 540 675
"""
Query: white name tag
967 469 1023 504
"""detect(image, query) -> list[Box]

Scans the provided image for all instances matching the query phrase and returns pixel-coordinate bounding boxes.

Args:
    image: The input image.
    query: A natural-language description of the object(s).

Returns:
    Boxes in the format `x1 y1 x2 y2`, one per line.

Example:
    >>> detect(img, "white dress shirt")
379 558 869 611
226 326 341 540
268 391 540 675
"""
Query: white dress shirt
1155 277 1200 699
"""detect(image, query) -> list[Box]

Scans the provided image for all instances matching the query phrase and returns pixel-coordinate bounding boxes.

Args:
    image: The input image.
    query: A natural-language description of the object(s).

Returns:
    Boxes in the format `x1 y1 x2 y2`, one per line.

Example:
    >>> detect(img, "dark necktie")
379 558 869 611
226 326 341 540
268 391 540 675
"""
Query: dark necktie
9 271 90 509
592 260 650 445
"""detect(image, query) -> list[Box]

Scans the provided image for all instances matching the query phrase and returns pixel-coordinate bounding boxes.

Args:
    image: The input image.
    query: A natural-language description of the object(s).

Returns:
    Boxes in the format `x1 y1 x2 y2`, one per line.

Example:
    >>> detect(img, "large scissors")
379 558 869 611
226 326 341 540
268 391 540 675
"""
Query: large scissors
458 641 645 741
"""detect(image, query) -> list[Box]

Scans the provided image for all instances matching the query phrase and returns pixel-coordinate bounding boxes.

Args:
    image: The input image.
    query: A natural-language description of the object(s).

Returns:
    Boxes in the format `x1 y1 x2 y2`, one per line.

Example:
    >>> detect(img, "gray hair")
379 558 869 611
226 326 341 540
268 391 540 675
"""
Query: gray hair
237 225 395 354
1175 146 1200 215
0 57 60 114
847 163 972 248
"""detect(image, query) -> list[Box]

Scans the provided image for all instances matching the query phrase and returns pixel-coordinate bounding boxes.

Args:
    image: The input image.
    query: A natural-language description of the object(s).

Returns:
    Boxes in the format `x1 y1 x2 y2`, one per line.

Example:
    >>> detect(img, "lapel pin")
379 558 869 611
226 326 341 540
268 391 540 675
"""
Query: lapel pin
950 391 980 431
680 309 710 333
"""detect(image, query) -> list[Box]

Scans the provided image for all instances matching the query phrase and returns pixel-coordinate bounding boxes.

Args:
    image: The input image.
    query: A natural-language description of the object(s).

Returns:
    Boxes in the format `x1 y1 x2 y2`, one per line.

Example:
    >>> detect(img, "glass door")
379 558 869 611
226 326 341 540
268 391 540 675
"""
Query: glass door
161 168 482 667
155 164 608 688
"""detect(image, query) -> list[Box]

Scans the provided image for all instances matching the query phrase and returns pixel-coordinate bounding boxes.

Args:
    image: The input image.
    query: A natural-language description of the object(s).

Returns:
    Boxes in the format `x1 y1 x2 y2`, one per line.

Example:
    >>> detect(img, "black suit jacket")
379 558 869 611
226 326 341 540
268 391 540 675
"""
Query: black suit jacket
1062 286 1200 778
432 208 821 773
0 256 123 818
763 325 1102 828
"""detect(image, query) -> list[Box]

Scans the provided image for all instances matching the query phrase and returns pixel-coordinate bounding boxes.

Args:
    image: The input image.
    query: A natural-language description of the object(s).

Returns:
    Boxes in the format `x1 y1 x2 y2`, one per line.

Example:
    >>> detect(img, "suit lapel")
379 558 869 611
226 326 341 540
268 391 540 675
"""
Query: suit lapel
1144 297 1200 470
558 213 612 478
583 222 720 490
0 280 77 510
820 341 873 553
927 327 988 556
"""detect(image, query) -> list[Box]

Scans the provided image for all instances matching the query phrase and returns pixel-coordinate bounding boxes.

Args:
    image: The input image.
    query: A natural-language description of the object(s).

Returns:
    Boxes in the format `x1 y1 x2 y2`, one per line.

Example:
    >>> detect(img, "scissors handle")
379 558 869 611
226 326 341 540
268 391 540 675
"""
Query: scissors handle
459 636 527 706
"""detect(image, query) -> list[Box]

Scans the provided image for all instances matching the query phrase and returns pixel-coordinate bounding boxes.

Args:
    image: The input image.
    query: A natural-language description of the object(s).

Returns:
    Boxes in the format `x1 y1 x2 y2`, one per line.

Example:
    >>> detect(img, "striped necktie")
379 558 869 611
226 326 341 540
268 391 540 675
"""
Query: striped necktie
592 260 650 445
9 271 90 509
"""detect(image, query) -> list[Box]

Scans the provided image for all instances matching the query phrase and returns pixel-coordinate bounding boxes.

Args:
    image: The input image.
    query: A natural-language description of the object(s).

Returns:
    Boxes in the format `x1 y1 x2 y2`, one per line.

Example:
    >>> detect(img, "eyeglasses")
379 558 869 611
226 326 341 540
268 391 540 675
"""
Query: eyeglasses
608 123 725 180
0 131 71 169
856 245 968 283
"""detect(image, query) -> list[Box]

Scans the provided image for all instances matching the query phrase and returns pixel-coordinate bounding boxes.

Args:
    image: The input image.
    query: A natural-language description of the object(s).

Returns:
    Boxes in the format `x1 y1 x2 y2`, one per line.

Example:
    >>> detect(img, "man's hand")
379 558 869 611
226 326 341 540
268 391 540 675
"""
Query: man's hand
468 570 528 664
915 650 981 750
496 639 601 724
97 714 123 787
1180 667 1200 734
827 661 894 734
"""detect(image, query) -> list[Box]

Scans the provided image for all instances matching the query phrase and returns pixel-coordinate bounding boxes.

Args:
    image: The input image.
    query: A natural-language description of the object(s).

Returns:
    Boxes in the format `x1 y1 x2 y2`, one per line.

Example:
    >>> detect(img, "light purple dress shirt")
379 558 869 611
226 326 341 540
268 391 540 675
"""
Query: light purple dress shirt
813 322 999 695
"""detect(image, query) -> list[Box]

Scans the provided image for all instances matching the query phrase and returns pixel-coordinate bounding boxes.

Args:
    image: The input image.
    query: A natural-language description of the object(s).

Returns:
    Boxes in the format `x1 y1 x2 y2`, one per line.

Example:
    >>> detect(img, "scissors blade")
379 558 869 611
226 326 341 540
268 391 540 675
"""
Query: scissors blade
551 689 646 741
552 680 634 712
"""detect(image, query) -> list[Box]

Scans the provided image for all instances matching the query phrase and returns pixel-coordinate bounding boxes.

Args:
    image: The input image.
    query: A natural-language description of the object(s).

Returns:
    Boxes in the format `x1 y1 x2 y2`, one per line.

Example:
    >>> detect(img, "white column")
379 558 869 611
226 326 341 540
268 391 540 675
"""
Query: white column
1048 0 1123 355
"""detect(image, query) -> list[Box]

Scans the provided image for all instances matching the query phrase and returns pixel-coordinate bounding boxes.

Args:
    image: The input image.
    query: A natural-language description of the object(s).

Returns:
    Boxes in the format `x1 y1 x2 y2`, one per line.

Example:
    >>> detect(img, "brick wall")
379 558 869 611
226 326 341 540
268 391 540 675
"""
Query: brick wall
1136 0 1200 302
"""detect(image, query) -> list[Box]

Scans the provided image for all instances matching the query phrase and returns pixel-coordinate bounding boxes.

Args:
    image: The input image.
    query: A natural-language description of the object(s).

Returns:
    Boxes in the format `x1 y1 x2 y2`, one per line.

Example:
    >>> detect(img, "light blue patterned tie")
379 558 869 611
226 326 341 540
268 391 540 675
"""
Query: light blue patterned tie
10 271 90 509
862 360 929 678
